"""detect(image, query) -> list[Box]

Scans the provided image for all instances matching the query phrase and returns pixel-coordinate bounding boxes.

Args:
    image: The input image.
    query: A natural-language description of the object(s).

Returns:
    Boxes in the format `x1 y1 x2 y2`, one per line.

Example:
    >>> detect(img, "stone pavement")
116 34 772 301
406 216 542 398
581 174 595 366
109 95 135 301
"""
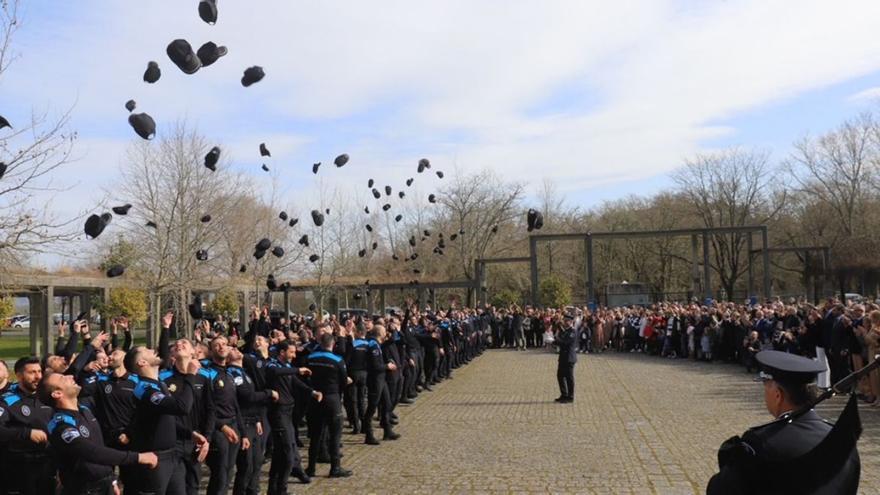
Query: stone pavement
286 349 880 494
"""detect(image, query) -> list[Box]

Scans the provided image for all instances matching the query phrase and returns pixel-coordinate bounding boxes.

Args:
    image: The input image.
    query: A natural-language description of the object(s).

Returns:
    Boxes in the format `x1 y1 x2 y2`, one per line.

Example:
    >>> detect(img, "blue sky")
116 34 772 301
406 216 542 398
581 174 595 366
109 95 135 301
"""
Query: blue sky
4 0 880 266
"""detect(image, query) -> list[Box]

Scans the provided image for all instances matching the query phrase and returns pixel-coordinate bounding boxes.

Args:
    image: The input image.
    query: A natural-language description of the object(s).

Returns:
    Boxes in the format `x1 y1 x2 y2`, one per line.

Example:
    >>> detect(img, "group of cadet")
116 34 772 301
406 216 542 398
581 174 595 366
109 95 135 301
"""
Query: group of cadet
0 304 488 495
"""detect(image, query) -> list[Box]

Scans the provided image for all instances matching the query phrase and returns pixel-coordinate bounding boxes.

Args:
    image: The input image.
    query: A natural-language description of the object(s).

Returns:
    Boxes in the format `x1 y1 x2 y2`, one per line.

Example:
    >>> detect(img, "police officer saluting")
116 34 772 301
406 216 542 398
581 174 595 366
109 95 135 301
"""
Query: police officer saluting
39 372 159 495
305 332 353 478
707 350 861 494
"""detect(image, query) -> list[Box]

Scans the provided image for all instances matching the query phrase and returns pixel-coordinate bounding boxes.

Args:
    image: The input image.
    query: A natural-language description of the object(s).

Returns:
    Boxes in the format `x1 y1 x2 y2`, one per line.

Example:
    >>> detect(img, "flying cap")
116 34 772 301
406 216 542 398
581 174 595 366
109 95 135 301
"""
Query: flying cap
196 249 209 261
436 171 444 179
256 238 272 251
527 209 544 232
262 164 270 172
428 194 437 203
398 191 405 199
279 211 288 221
382 204 391 211
334 154 349 167
260 143 271 157
395 214 402 222
241 66 265 87
189 295 204 319
146 221 157 229
0 115 10 130
200 214 212 223
311 210 324 227
364 206 370 214
358 249 366 258
106 265 125 278
271 246 284 258
365 224 373 232
371 242 378 250
125 100 136 112
266 274 277 291
298 234 309 247
204 146 220 171
196 42 227 67
756 350 825 386
417 158 430 173
0 162 6 180
112 204 132 215
385 185 392 196
367 179 374 188
312 162 320 174
288 218 298 227
84 213 111 239
128 113 156 140
239 264 247 273
143 61 161 83
406 178 413 187
309 254 320 263
253 249 266 260
198 0 218 24
167 39 201 74
372 188 381 199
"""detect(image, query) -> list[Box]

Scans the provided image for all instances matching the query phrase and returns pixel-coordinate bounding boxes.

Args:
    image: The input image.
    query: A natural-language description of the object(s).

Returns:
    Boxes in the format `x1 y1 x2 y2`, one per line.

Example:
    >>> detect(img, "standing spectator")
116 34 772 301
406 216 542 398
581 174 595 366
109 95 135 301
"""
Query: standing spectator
743 331 762 373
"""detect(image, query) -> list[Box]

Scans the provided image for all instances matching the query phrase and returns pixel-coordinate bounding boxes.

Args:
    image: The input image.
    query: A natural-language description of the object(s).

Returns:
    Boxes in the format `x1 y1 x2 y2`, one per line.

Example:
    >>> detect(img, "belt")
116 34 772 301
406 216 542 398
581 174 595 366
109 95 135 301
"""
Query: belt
243 417 261 425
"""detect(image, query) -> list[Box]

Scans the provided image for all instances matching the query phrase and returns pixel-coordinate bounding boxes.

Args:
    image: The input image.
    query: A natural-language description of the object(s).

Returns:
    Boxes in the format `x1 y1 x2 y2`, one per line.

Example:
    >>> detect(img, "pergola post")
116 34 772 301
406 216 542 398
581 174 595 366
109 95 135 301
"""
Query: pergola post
529 237 539 306
585 235 594 305
379 289 387 313
702 231 711 300
761 227 771 300
283 289 291 318
747 234 755 298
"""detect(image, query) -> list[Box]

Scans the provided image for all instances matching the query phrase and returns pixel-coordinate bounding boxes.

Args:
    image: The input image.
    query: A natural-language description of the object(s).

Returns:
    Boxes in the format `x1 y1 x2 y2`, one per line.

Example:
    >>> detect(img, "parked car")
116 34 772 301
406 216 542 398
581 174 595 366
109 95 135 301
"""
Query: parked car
13 318 30 329
844 293 865 303
5 314 26 327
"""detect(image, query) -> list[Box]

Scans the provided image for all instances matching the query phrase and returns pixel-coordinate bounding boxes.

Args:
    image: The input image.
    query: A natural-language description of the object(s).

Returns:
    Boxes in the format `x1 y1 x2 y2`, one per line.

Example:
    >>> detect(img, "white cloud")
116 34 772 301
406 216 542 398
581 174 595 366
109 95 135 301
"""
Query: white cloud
848 87 880 104
4 0 880 253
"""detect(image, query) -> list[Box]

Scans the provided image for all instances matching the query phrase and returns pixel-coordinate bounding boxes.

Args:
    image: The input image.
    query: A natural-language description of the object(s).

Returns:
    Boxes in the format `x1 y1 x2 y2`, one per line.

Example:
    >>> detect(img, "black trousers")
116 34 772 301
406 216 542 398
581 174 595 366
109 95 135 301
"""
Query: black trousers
557 362 575 399
2 453 56 495
126 449 178 495
61 476 114 495
167 439 198 495
423 351 437 384
343 370 367 429
267 407 302 495
233 421 264 495
306 394 343 470
362 372 388 437
206 426 239 495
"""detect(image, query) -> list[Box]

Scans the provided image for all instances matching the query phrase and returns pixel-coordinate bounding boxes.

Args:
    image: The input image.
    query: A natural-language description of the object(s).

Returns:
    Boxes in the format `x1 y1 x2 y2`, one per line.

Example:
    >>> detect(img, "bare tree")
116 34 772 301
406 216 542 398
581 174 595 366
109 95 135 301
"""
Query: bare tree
672 148 784 298
116 122 250 336
0 0 78 274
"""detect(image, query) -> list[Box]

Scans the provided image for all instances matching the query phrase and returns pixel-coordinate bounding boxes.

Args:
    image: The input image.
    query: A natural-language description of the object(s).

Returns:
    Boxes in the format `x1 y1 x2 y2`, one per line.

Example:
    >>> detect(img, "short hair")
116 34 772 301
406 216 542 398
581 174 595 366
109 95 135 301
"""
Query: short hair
124 346 145 374
275 341 290 354
14 356 40 375
318 332 335 349
775 380 816 407
36 372 58 406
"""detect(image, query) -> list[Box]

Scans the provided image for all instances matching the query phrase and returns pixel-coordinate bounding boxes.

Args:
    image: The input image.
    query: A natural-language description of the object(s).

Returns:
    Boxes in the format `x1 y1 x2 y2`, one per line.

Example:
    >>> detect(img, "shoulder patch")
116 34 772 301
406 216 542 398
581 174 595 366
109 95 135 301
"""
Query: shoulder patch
159 369 174 381
309 351 343 363
60 427 81 444
2 393 20 407
133 380 160 400
149 391 167 405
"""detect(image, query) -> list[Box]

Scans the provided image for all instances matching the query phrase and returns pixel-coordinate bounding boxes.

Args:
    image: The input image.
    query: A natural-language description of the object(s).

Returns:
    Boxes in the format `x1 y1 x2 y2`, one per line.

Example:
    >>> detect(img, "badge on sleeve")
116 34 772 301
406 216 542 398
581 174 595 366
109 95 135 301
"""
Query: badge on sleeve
61 428 81 443
233 376 244 386
150 392 167 405
21 405 31 416
168 384 178 392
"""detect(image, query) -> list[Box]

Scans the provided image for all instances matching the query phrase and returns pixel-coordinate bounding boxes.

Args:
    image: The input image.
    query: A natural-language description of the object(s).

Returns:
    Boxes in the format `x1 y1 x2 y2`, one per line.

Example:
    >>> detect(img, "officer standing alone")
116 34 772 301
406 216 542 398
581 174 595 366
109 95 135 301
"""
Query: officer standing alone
555 313 578 403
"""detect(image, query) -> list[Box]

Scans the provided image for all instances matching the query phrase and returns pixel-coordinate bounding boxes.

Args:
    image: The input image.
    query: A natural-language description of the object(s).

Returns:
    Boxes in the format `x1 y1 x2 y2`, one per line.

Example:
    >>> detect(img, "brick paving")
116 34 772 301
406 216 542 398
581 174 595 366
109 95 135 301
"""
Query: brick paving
282 349 880 494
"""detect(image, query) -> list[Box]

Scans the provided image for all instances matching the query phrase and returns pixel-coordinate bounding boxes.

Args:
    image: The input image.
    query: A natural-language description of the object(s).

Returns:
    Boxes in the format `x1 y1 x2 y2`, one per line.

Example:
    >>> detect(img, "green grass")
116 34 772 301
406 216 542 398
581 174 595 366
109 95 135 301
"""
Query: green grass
0 335 32 362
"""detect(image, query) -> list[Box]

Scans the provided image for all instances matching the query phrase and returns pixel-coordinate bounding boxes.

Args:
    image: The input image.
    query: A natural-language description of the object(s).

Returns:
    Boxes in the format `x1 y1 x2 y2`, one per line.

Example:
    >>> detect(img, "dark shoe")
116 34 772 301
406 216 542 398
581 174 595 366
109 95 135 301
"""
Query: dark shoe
292 468 311 484
383 430 401 441
561 397 574 403
329 467 353 478
554 396 566 402
305 467 316 478
365 435 380 445
399 398 414 404
424 385 433 391
389 418 399 425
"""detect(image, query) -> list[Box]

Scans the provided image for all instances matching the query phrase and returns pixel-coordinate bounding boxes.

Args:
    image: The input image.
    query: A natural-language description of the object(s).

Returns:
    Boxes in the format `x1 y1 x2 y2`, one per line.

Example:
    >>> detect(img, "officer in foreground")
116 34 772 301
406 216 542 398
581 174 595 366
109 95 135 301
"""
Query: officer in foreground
39 372 158 495
707 350 861 494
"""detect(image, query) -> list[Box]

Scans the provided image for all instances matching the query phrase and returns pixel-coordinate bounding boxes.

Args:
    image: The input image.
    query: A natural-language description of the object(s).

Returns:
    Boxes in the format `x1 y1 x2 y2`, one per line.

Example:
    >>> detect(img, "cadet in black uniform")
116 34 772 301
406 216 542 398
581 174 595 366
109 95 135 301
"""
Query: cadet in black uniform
228 347 276 495
305 332 352 478
203 335 247 495
343 326 369 434
707 350 861 494
362 325 400 445
39 372 159 495
0 357 55 495
555 313 578 403
124 346 197 495
266 341 320 495
159 337 215 495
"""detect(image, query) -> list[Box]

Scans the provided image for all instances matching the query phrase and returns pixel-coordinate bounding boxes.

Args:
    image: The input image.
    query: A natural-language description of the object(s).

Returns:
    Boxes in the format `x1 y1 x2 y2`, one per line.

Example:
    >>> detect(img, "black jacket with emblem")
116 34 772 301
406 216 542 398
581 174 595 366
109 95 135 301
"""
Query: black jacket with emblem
48 405 139 490
0 388 53 454
129 375 194 452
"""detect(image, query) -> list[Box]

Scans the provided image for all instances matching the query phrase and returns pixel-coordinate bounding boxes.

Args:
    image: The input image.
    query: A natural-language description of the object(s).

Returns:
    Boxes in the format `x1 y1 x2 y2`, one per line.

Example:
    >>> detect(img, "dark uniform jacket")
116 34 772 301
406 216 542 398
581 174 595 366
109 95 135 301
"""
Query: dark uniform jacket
0 388 53 454
47 405 139 489
556 326 578 364
129 375 194 452
707 409 860 494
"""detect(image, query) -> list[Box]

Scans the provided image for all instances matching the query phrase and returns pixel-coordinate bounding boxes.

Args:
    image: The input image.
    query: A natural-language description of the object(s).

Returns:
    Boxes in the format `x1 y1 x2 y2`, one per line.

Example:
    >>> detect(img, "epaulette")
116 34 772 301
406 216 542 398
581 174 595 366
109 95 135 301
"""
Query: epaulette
133 380 161 400
198 367 218 381
2 393 20 407
309 351 342 363
158 369 174 381
47 412 77 434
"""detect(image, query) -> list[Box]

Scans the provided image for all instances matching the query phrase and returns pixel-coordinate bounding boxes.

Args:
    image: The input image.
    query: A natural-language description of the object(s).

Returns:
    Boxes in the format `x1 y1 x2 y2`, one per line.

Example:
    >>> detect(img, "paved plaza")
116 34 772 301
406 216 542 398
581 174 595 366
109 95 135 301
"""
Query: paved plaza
291 349 880 494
